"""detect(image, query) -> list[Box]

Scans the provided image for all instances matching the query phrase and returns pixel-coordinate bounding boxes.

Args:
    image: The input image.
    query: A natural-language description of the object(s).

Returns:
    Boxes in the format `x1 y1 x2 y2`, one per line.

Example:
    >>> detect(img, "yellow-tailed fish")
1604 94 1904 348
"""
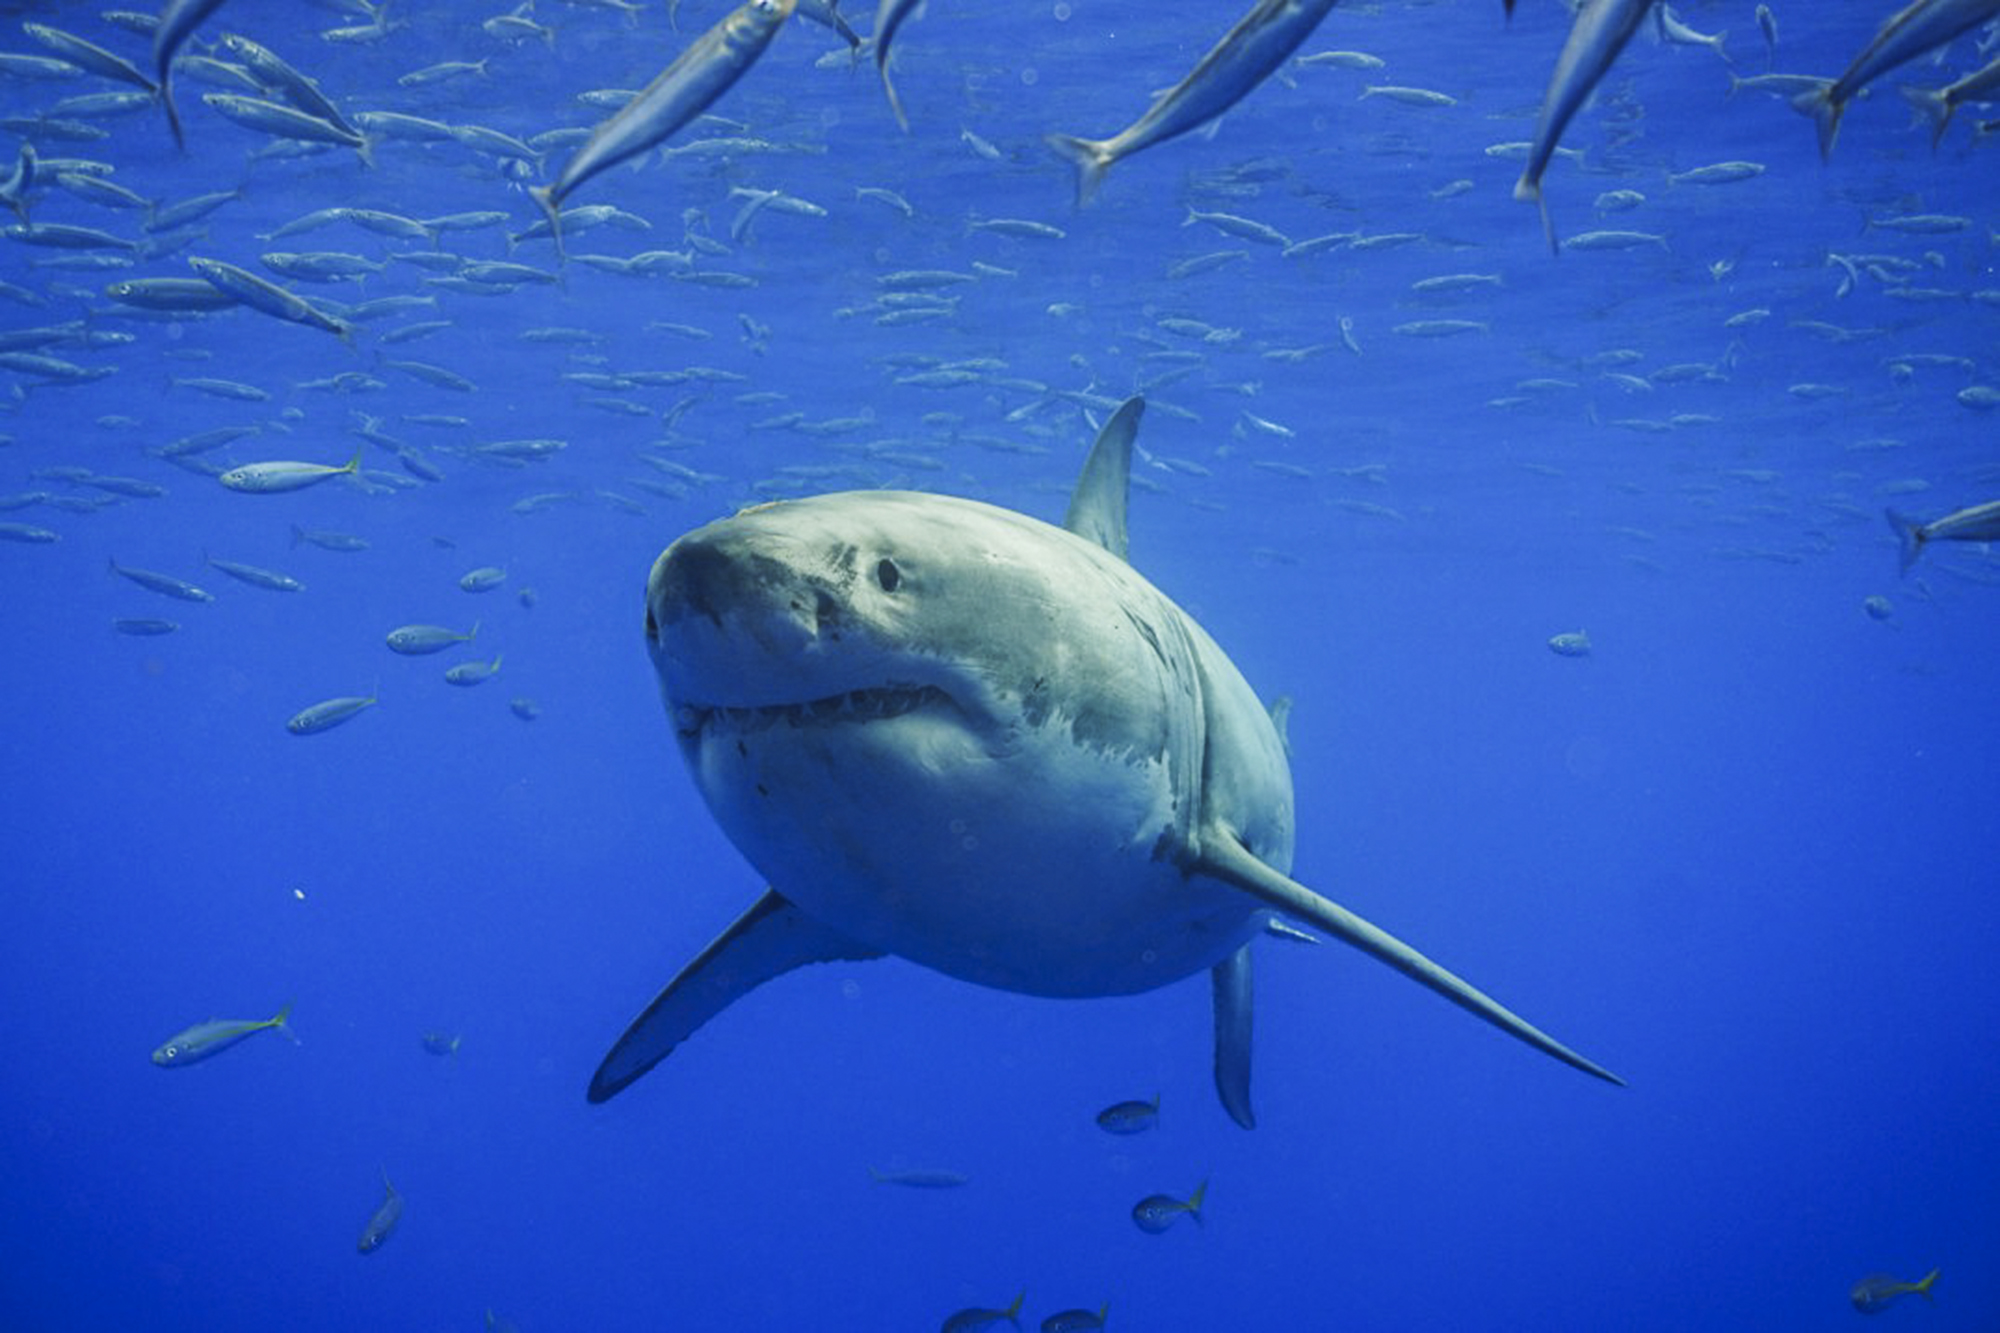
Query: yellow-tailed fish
152 1001 296 1067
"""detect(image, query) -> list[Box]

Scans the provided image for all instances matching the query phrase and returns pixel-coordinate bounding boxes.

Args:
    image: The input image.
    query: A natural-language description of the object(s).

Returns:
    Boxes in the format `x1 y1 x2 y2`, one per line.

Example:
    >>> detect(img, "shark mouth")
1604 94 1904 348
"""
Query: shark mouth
674 684 956 740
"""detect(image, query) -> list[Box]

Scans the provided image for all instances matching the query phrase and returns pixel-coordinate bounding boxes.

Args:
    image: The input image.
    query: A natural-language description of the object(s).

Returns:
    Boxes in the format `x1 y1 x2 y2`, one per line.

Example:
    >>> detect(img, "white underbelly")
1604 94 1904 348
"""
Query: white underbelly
687 707 1264 996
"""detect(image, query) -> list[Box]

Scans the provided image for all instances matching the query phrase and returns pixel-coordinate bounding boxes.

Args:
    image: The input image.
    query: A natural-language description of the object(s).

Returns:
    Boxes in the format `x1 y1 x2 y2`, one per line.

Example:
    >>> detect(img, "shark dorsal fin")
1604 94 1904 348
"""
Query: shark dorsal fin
1063 395 1145 563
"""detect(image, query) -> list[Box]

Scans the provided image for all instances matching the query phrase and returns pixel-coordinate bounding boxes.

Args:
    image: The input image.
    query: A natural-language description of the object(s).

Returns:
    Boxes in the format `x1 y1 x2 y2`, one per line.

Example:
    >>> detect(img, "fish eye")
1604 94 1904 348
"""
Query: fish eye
876 558 901 593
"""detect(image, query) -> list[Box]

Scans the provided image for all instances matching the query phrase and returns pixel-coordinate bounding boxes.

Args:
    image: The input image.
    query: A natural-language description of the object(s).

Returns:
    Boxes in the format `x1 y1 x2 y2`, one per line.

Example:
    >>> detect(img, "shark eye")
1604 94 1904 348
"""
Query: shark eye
876 558 902 593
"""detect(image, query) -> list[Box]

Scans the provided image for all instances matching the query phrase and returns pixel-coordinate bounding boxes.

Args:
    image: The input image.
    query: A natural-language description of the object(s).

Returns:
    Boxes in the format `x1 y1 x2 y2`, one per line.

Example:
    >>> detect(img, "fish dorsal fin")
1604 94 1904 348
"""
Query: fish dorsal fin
1062 395 1145 563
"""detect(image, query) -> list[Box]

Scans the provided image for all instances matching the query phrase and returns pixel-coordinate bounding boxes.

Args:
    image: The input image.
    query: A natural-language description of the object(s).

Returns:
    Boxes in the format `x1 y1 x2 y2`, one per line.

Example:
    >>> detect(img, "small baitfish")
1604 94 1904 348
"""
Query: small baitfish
1547 631 1592 658
152 1001 295 1067
1039 1305 1108 1332
287 690 377 735
444 654 503 686
358 1168 402 1254
1094 1094 1160 1135
220 447 361 494
421 1030 462 1057
940 1291 1023 1332
1131 1179 1206 1234
867 1167 968 1188
109 558 212 603
1851 1267 1937 1313
386 622 478 655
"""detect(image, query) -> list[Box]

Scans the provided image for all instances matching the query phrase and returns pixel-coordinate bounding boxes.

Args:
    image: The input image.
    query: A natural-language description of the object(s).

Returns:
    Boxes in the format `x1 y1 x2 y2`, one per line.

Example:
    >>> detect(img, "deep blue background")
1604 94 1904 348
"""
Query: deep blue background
2 1 1995 1328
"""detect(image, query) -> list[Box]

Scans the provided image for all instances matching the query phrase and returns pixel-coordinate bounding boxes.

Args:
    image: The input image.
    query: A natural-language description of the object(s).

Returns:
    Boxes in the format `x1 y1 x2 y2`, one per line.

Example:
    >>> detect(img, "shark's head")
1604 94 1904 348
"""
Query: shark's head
644 490 1270 996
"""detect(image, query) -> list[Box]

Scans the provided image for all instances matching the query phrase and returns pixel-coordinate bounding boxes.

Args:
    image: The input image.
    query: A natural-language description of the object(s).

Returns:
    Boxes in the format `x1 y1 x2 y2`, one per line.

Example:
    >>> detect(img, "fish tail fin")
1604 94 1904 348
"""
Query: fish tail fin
529 184 565 262
1789 80 1840 159
1186 1178 1208 1221
1915 1268 1939 1298
1885 508 1925 574
356 135 376 170
866 1166 885 1183
163 80 187 152
271 1001 300 1044
289 523 305 549
1898 85 1953 149
468 619 480 642
343 445 364 474
1514 173 1557 256
1044 133 1114 206
879 58 910 132
1004 1290 1024 1318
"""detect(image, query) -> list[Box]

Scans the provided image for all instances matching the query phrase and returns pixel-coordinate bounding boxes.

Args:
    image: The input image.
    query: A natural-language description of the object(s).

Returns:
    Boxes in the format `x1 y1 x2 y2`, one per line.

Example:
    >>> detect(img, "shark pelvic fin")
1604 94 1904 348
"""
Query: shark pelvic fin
1211 943 1255 1129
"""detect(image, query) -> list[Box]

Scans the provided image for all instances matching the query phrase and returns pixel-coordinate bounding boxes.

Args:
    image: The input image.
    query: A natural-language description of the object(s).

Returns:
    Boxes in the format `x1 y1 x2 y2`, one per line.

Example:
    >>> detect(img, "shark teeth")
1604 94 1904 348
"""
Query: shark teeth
679 684 951 737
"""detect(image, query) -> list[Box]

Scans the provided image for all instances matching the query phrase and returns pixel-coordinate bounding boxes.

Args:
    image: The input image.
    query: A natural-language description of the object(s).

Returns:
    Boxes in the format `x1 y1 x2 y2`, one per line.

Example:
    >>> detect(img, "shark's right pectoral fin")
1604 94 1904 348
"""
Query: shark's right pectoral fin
588 888 886 1104
1196 832 1625 1088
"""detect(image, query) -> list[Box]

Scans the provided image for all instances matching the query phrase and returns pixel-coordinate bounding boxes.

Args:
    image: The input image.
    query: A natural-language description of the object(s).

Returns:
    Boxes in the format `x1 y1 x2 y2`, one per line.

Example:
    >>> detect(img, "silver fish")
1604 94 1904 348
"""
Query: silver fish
152 1002 294 1066
357 1169 402 1253
219 447 361 494
205 553 304 592
1886 501 2000 572
1514 0 1654 254
386 622 478 655
287 689 377 735
1793 0 2000 158
189 255 355 341
24 22 157 93
200 93 372 165
1045 0 1338 203
153 0 230 147
1900 52 2000 146
874 0 928 129
108 558 212 602
531 0 796 253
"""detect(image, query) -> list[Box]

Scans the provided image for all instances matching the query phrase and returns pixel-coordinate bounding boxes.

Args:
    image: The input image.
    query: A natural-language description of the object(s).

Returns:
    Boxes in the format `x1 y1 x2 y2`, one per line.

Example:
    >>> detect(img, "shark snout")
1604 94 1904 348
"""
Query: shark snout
648 527 849 701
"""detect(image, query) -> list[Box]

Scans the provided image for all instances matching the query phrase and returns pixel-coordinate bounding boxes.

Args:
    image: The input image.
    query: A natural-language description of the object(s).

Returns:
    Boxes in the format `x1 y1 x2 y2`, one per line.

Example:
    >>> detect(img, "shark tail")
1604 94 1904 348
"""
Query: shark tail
1898 84 1954 149
1885 508 1925 574
1044 133 1116 206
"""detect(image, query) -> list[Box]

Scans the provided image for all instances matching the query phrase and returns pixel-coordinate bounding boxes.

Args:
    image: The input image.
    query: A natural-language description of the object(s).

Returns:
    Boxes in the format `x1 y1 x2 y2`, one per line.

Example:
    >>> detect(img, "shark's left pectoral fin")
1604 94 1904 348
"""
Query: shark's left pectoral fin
1211 943 1255 1130
1196 833 1625 1087
588 888 886 1103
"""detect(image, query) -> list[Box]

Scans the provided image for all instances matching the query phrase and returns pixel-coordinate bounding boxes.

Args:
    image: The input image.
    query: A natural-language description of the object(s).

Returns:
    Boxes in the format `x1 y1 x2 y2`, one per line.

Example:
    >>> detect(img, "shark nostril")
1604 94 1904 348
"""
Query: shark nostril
813 589 840 630
644 603 659 642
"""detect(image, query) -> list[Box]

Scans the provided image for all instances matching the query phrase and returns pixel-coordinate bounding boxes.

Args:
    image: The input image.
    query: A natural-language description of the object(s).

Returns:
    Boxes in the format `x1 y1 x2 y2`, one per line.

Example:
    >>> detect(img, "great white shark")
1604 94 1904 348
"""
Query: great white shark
590 397 1621 1123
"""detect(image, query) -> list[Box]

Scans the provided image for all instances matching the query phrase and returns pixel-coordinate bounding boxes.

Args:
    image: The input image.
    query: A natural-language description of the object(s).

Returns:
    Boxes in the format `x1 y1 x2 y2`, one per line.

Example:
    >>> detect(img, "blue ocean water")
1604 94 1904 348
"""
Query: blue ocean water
3 0 1997 1328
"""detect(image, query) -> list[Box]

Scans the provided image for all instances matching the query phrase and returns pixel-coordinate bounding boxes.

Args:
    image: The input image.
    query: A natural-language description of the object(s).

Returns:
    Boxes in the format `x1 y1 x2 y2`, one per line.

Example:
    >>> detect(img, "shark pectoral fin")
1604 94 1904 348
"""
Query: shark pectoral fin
587 888 886 1104
1196 835 1625 1087
1211 943 1255 1130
